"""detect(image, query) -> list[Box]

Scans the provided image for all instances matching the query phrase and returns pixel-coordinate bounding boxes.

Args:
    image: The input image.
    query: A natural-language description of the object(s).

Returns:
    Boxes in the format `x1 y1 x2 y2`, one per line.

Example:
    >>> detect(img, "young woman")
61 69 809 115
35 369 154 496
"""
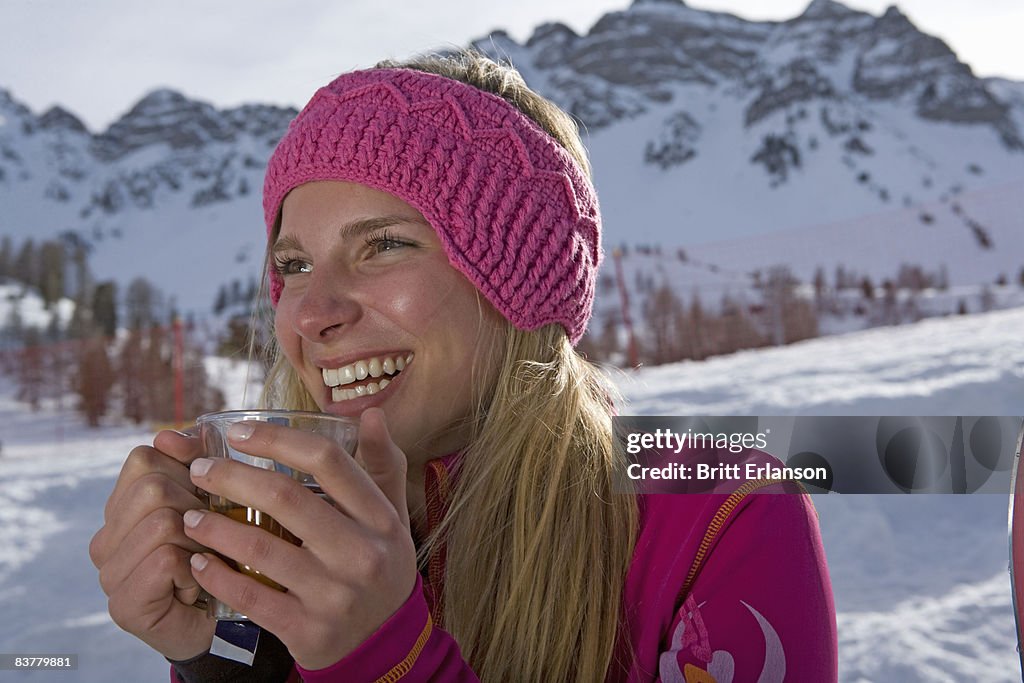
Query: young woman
90 52 837 682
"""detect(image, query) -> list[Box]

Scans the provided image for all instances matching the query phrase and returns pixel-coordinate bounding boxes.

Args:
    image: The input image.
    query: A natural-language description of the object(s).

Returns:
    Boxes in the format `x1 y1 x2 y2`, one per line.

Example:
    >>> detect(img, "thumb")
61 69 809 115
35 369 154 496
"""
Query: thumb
152 429 205 465
356 408 410 530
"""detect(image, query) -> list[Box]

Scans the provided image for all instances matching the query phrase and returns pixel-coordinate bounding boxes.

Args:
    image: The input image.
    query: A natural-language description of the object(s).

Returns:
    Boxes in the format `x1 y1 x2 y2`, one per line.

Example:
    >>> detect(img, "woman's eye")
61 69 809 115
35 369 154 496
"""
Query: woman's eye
365 229 413 254
273 257 312 276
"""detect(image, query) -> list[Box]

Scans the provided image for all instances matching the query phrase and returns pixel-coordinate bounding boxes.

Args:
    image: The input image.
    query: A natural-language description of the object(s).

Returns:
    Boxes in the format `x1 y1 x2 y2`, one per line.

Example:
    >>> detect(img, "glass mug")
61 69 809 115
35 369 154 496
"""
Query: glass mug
195 409 359 620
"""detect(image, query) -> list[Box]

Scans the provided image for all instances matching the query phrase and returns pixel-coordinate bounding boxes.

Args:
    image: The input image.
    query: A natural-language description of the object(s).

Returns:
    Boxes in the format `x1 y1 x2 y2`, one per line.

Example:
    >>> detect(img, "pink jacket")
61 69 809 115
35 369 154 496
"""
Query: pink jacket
296 453 838 682
172 450 837 682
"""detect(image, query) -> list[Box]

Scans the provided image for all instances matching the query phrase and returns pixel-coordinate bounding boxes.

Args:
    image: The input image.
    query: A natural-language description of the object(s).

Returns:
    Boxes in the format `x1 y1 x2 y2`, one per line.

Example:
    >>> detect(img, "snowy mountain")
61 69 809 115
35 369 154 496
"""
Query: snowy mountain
0 0 1021 317
0 86 293 312
2 308 1023 681
472 0 1024 284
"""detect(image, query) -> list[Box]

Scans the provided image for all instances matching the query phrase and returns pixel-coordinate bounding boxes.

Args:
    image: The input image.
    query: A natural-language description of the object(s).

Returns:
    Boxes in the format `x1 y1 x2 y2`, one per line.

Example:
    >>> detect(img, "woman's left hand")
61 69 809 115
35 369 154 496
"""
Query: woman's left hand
182 407 417 670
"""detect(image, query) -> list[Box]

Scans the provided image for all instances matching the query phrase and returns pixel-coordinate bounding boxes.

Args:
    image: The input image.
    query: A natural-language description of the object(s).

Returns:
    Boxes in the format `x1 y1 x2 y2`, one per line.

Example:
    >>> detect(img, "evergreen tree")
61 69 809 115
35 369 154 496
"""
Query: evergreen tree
834 264 847 291
683 292 708 360
0 235 12 279
39 240 67 308
213 284 228 315
13 239 37 287
70 244 91 304
92 281 118 338
125 277 159 330
812 266 827 312
860 276 875 301
66 299 94 340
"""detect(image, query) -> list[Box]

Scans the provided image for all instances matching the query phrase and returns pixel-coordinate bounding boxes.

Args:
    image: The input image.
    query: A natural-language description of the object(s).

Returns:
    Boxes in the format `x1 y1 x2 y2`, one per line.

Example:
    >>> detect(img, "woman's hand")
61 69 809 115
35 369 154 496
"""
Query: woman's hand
88 430 216 661
182 407 418 670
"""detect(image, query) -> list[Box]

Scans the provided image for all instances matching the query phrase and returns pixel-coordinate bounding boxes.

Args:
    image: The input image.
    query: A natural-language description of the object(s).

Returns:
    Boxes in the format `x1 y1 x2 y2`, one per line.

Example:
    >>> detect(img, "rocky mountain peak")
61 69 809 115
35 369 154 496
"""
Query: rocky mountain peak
92 88 237 162
132 88 190 112
526 22 578 49
879 4 912 27
38 106 89 134
798 0 860 20
470 0 1019 147
630 0 687 7
0 89 36 133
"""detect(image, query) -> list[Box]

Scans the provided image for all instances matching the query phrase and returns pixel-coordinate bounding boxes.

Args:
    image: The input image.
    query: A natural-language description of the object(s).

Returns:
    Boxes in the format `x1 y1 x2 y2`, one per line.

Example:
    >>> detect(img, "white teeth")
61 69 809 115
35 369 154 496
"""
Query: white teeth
354 361 369 381
322 353 413 395
332 381 386 402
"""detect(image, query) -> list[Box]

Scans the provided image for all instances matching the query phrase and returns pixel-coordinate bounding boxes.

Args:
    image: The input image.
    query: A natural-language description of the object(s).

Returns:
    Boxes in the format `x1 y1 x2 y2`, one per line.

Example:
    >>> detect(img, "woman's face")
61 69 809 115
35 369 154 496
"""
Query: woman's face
273 180 503 465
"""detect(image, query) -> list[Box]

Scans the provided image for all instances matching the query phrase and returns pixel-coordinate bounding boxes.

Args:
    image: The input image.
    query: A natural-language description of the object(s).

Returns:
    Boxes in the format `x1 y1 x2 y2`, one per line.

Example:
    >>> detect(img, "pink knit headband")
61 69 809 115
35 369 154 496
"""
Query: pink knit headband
263 67 601 344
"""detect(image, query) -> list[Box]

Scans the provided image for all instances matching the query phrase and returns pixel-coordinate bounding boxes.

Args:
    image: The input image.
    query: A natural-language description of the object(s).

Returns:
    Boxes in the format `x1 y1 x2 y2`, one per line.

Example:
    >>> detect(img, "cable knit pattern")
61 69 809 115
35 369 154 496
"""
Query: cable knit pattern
263 68 601 344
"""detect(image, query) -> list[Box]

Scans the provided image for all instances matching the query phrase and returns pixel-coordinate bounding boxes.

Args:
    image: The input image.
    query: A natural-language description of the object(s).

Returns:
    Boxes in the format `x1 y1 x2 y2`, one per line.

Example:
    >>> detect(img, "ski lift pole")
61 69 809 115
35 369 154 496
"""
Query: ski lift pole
1009 419 1024 681
612 248 639 368
173 316 185 426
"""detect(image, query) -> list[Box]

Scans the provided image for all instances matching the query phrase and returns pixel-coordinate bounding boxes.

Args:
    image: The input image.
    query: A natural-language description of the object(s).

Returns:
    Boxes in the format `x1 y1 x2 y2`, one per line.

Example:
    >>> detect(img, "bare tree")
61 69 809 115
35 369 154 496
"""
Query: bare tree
76 336 114 427
642 282 684 364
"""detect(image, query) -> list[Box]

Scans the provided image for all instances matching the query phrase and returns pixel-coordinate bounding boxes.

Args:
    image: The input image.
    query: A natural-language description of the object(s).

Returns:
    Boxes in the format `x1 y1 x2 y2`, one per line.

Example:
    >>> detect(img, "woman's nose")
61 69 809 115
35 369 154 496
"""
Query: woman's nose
290 276 362 341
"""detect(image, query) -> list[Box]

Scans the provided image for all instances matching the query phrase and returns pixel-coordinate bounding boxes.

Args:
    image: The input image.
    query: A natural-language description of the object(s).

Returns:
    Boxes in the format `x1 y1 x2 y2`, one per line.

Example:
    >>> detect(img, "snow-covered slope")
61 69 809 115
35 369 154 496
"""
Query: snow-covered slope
2 308 1023 681
617 304 1024 415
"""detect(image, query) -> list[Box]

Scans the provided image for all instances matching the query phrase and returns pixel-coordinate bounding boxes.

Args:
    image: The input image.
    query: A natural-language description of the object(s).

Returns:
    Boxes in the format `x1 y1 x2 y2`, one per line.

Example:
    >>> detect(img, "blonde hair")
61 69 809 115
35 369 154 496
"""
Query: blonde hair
258 51 637 681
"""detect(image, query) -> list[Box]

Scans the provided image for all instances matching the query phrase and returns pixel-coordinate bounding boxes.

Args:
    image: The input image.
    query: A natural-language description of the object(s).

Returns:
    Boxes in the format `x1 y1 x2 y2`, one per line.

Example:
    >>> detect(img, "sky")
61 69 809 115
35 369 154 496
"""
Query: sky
1 0 1022 133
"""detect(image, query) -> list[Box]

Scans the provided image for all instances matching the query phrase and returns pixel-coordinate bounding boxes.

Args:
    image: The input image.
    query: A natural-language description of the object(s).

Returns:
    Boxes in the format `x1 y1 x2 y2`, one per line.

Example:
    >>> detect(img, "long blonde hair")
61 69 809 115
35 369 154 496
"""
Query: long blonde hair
258 51 637 682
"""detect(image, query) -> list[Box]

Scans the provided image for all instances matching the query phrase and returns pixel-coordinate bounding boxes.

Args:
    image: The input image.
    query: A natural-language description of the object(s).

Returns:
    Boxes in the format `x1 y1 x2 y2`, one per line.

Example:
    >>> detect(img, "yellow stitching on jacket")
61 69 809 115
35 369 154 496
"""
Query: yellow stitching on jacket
373 614 433 683
679 479 795 602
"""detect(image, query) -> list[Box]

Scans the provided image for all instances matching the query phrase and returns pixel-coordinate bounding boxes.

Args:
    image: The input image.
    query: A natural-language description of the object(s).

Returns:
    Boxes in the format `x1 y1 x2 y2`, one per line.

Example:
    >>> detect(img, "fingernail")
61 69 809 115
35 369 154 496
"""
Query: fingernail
190 458 214 477
190 553 208 571
183 509 205 528
227 422 255 441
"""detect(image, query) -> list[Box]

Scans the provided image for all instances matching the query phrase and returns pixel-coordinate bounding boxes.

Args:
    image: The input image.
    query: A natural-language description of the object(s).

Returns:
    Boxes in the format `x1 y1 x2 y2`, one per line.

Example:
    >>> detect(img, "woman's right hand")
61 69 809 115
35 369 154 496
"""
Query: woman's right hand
89 430 217 661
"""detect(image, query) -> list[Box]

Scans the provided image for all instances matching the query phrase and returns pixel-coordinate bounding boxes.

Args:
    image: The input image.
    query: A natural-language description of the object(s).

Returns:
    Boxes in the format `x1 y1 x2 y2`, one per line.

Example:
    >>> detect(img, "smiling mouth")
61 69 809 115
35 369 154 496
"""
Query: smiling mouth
321 353 413 402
